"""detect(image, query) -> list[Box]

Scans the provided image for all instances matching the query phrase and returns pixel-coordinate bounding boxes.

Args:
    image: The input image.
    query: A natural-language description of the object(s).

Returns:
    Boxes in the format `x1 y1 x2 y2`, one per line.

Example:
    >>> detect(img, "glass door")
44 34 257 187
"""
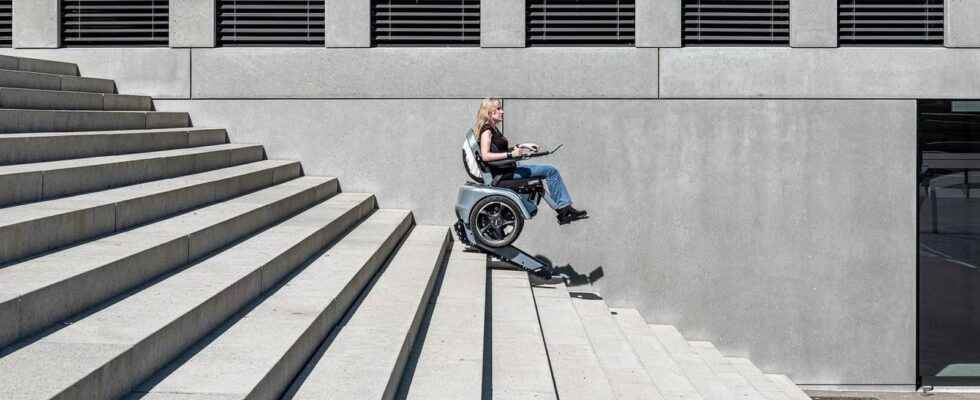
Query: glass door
918 100 980 386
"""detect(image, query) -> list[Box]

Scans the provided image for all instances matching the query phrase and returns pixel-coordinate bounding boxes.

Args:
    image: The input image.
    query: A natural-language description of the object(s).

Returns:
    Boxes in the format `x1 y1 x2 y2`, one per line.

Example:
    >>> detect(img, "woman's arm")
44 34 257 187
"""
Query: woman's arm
480 130 521 161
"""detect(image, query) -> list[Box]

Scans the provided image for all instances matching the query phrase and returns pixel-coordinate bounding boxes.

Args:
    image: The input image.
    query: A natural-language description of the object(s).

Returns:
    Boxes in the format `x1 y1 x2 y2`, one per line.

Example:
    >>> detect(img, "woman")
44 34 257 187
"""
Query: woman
473 98 588 225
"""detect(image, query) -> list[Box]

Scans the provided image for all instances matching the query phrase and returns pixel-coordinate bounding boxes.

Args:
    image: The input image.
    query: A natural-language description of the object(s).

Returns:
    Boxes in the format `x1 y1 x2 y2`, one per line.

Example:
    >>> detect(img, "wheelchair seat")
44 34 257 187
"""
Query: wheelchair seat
460 128 545 191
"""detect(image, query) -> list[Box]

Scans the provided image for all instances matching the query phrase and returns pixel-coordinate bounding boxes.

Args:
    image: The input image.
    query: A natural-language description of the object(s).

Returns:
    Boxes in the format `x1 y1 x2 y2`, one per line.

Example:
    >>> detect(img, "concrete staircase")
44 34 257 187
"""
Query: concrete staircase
0 55 811 400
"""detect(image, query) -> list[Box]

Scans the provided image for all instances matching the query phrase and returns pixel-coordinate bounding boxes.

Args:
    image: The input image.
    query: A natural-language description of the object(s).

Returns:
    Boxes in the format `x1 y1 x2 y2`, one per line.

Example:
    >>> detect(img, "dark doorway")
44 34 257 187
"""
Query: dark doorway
918 99 980 386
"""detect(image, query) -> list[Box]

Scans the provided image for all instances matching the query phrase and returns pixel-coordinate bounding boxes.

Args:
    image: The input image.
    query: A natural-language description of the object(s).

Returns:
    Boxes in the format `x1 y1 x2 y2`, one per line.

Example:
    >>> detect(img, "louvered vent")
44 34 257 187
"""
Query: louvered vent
683 0 789 46
526 0 635 46
372 0 480 47
839 0 943 46
0 0 10 47
62 0 169 47
218 0 324 46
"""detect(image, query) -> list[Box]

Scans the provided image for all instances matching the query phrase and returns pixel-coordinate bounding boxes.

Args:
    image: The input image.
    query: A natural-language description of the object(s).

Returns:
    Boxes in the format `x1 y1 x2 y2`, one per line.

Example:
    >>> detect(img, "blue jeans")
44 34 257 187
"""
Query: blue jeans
511 163 572 210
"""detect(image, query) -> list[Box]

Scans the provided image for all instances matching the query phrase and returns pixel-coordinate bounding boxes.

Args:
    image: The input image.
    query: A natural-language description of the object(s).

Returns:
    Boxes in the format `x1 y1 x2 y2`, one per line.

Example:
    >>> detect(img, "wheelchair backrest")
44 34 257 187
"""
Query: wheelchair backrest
462 128 492 184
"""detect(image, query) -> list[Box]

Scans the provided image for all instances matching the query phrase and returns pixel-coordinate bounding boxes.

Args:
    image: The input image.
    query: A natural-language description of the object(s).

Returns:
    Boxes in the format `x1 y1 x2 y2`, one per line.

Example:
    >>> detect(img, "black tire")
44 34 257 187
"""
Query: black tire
469 195 524 248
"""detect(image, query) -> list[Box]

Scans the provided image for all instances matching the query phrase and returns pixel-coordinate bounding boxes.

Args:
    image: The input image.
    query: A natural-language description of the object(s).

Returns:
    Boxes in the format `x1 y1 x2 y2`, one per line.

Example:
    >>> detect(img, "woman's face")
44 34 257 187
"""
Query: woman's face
490 104 504 123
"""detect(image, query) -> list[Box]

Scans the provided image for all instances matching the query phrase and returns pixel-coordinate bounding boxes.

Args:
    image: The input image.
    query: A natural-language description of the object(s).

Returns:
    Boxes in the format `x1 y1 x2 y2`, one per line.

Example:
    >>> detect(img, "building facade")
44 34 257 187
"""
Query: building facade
3 0 978 389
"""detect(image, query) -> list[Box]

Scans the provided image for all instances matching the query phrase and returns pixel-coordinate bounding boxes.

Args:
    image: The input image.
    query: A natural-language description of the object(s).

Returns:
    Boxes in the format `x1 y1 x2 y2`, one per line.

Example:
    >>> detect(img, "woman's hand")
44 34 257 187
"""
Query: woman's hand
511 147 527 158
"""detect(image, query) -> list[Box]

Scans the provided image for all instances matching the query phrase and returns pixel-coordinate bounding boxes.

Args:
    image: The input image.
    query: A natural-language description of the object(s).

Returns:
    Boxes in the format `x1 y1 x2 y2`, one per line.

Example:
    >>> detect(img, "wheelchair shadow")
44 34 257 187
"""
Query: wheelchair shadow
485 255 602 287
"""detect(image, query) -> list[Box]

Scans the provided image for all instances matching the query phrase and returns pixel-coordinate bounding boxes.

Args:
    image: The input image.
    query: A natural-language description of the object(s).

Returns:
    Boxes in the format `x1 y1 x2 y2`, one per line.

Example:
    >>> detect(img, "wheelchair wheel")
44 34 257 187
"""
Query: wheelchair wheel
469 195 524 248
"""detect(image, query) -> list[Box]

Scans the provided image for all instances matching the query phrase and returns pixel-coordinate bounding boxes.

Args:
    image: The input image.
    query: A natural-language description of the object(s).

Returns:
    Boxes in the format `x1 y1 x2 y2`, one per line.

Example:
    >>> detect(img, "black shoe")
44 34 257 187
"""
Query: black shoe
556 206 588 225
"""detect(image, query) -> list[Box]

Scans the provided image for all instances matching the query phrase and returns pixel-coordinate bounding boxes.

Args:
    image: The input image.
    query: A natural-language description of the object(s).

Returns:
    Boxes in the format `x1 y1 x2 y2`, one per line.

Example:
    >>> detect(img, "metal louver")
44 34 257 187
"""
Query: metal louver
526 0 635 46
839 0 943 46
218 0 324 47
0 0 10 47
62 0 169 47
372 0 480 47
683 0 789 46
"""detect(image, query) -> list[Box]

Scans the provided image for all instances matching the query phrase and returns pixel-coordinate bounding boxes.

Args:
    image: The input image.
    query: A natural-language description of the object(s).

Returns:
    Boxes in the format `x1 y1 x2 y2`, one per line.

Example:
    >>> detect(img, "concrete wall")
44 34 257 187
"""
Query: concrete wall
153 97 918 386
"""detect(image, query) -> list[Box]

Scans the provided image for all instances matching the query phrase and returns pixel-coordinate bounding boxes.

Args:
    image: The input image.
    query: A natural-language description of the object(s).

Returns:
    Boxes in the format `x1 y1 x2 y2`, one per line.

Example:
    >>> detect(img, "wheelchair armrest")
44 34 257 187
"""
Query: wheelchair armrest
486 159 518 168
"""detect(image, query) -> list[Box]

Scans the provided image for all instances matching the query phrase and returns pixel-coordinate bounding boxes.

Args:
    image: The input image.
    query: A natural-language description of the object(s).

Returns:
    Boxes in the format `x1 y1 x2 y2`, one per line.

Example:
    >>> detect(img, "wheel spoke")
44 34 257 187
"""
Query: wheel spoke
494 225 506 239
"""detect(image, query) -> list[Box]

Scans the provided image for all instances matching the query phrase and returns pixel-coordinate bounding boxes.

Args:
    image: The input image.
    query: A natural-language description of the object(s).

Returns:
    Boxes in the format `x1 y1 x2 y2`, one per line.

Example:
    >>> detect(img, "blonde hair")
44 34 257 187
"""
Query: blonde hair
473 98 501 139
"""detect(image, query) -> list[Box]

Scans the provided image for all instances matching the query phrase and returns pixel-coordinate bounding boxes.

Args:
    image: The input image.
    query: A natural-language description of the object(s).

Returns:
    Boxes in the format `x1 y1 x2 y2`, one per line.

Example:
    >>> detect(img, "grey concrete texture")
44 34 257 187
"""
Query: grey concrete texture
402 245 487 400
0 109 190 134
0 162 309 348
0 48 190 98
569 293 666 400
729 357 794 400
0 87 152 111
0 69 115 93
169 0 215 48
325 0 370 47
0 54 78 75
481 0 525 48
489 269 557 400
531 283 617 400
135 209 413 400
11 0 59 48
660 48 980 98
636 0 681 48
650 325 733 400
0 189 374 400
945 0 980 47
286 225 451 400
610 308 703 400
2 158 298 261
189 47 658 98
0 143 264 207
768 374 812 400
158 98 919 385
790 0 837 48
689 341 769 400
0 128 227 165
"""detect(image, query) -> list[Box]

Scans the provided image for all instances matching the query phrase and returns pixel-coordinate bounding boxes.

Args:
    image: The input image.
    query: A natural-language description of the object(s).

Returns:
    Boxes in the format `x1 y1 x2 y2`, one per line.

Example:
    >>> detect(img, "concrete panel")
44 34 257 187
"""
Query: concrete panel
12 0 59 48
0 55 18 69
790 0 837 48
154 98 917 385
170 0 215 48
636 0 681 48
0 109 148 133
0 48 191 98
660 48 980 98
190 48 658 98
481 0 525 48
325 0 370 47
945 0 980 48
0 69 61 91
61 75 116 93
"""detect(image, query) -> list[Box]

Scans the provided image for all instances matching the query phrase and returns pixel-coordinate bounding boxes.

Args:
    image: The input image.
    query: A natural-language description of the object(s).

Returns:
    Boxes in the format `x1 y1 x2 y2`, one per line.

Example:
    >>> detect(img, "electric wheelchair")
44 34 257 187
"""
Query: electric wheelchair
453 128 566 278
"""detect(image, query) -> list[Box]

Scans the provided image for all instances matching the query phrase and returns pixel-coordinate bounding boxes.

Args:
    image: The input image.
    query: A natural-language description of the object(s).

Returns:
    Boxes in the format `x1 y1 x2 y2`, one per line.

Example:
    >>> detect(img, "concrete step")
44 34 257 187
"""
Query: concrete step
401 246 487 400
132 209 414 400
0 142 264 207
570 293 665 400
532 283 615 400
727 358 792 400
0 174 330 350
690 341 766 400
650 325 733 400
0 69 112 93
610 308 704 400
0 158 300 265
0 191 376 400
284 225 451 400
765 374 811 400
0 128 227 165
0 109 188 134
488 269 557 400
0 87 152 111
0 55 79 76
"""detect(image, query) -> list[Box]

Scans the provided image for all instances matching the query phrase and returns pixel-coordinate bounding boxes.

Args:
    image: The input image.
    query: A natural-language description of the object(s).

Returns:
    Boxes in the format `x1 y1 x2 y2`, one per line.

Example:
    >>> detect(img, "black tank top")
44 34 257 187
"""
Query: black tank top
481 124 515 175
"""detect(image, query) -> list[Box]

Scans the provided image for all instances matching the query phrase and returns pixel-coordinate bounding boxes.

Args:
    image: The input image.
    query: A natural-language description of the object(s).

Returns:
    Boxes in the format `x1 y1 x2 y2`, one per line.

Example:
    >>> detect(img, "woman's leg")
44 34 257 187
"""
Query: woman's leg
511 164 572 209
